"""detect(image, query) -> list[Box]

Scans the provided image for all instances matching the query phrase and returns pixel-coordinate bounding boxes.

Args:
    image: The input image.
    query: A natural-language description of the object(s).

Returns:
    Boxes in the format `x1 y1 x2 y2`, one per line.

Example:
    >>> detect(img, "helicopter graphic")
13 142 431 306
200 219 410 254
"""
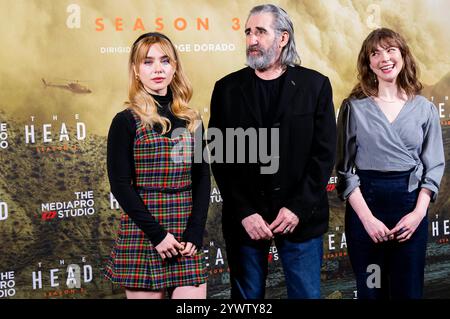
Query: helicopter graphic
42 78 92 94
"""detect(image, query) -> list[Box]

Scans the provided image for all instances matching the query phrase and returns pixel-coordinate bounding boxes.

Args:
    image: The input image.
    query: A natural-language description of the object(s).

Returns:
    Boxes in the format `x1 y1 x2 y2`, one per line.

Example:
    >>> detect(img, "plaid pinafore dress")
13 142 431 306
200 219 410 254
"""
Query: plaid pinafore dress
104 109 207 289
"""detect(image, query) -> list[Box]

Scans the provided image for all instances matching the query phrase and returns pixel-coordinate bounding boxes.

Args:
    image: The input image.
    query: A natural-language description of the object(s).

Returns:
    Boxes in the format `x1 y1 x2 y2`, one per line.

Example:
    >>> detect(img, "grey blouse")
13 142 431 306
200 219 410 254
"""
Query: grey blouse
336 95 445 201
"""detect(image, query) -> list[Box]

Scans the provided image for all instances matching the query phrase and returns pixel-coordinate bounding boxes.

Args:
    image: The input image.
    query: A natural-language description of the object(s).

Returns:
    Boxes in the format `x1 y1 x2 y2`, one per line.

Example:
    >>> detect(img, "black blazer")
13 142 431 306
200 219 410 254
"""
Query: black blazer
209 66 337 243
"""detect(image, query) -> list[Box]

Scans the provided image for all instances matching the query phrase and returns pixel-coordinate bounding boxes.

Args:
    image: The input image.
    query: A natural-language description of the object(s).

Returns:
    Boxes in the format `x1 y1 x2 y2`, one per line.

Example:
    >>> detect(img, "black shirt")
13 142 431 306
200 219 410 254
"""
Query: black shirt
253 70 287 127
253 71 286 193
107 90 210 247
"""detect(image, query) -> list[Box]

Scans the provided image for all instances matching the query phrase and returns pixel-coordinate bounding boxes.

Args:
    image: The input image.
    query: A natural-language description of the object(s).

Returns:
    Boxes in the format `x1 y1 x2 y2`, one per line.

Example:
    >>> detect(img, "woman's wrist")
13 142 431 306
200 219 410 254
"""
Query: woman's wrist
412 208 427 219
356 209 374 223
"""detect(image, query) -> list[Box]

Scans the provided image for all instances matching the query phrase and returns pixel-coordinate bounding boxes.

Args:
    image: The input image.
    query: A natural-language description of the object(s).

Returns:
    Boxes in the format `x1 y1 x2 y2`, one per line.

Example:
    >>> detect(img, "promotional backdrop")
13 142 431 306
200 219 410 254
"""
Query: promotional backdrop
0 0 449 299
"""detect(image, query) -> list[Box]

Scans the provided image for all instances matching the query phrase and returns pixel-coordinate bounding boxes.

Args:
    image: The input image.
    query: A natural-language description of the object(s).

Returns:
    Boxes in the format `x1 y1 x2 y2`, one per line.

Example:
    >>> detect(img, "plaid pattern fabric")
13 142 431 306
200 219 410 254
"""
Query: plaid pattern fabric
104 110 207 289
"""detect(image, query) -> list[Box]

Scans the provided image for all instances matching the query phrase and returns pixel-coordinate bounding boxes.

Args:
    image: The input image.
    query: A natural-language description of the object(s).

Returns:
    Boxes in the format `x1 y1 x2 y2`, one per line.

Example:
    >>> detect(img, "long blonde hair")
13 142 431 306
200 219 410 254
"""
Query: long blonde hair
126 33 199 133
349 28 422 99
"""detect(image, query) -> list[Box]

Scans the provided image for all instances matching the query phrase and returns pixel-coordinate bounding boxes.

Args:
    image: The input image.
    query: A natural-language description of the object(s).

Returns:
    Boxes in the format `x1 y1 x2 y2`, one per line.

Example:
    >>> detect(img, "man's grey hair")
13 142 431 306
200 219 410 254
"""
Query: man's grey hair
247 4 301 67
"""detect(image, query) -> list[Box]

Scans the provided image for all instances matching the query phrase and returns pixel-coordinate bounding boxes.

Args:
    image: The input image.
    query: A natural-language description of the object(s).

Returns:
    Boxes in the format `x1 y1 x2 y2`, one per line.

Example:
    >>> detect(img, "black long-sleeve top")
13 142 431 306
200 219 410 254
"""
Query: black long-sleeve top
107 91 211 248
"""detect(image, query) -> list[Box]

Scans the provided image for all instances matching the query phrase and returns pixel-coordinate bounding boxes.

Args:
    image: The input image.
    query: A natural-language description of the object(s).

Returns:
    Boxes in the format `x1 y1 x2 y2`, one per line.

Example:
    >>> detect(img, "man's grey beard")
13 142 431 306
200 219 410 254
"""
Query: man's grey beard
246 40 279 71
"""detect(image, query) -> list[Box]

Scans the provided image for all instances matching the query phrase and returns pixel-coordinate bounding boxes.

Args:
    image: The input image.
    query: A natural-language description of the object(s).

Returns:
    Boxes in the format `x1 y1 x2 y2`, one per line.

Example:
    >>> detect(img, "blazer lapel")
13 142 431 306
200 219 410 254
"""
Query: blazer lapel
274 66 301 123
240 69 263 126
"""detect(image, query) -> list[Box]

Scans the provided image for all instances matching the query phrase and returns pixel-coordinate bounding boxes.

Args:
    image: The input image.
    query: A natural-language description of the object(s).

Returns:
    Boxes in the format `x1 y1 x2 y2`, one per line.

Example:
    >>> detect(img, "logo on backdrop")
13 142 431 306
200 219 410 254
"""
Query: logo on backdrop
110 193 119 210
0 201 8 221
66 3 241 32
431 95 449 126
210 187 222 204
31 258 93 297
24 114 86 154
268 246 279 263
66 4 239 54
204 241 228 284
0 271 16 298
327 176 337 192
431 214 450 244
324 226 348 260
40 191 95 221
0 122 8 149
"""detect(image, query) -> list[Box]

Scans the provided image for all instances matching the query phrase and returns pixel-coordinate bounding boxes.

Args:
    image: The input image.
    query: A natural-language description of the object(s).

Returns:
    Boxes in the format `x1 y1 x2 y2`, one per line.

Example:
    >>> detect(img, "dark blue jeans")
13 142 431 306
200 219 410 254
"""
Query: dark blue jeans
225 235 323 299
346 169 428 299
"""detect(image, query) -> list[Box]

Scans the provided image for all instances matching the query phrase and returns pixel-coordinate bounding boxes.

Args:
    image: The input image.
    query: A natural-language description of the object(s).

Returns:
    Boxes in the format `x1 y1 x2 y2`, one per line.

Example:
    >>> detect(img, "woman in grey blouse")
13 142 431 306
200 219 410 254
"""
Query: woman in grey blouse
336 28 445 299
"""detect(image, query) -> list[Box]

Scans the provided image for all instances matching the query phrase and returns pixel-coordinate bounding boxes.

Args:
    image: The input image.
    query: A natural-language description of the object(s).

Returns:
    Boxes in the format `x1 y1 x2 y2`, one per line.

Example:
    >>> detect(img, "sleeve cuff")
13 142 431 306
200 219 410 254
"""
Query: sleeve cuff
337 174 360 201
149 229 168 247
182 230 203 248
237 207 259 222
284 201 314 223
421 183 439 202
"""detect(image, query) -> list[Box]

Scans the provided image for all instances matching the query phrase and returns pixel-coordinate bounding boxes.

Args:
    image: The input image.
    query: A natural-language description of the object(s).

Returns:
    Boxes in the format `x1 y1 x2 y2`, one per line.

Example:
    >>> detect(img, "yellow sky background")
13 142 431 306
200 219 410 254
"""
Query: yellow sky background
0 0 448 135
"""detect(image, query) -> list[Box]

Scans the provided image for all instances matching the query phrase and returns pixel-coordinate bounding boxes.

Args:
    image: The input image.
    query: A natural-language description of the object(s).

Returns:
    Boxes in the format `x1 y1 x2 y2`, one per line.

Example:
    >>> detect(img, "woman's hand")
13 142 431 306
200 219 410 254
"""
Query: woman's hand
387 188 431 243
387 210 426 242
179 242 198 257
155 233 184 260
349 187 390 243
361 215 392 243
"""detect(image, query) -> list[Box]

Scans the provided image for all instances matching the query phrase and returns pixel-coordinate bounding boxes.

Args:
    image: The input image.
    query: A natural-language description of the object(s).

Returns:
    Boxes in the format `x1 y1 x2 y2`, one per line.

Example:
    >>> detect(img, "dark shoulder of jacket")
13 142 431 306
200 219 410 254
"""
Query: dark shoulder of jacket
114 108 136 135
292 65 328 85
215 67 253 87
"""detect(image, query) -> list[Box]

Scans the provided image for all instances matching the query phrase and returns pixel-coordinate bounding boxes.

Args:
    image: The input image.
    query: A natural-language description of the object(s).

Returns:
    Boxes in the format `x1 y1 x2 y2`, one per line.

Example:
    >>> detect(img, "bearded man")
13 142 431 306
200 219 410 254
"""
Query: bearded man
208 4 337 299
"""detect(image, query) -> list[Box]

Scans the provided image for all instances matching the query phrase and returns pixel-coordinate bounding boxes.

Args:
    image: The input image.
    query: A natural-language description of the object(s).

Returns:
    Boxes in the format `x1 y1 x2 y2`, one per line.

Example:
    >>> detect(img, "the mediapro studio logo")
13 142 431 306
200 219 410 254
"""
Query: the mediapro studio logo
40 191 95 221
0 271 16 298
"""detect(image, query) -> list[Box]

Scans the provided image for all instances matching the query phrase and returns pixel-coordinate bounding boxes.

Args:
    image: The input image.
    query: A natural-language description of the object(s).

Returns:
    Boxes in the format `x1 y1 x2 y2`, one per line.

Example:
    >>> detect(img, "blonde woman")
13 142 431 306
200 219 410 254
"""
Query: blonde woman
104 32 210 299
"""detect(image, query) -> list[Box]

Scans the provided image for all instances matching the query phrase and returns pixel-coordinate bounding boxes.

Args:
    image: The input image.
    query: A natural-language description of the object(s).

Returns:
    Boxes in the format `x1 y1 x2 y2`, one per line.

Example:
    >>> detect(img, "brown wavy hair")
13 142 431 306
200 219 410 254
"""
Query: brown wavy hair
126 33 199 133
349 28 422 99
